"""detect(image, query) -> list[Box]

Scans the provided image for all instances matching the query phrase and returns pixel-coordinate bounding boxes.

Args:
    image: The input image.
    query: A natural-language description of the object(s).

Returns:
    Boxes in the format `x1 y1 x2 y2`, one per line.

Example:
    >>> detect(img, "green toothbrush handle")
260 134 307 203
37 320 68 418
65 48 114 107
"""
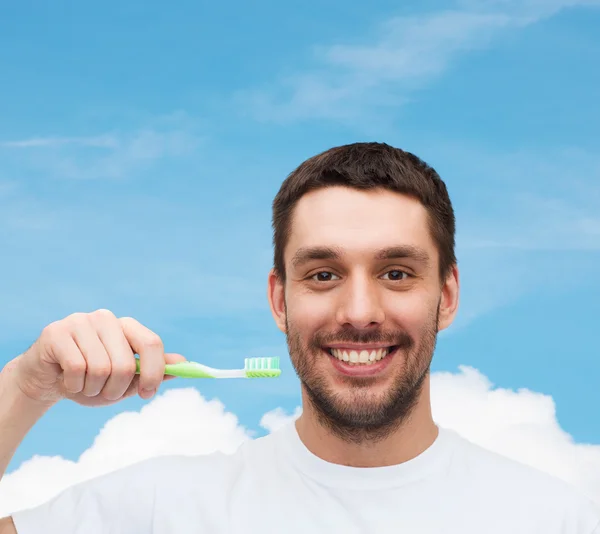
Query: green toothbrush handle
134 359 216 378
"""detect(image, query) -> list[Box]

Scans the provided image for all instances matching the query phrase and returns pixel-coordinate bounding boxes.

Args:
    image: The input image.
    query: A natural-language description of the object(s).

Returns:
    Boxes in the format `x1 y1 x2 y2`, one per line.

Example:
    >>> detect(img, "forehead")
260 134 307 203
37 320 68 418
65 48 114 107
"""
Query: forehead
286 186 437 266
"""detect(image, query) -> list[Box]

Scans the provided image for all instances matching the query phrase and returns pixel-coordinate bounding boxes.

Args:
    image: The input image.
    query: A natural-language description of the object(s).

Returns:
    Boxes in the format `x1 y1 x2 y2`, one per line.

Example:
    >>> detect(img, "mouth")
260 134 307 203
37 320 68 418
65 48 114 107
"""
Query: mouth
321 345 399 377
325 346 398 365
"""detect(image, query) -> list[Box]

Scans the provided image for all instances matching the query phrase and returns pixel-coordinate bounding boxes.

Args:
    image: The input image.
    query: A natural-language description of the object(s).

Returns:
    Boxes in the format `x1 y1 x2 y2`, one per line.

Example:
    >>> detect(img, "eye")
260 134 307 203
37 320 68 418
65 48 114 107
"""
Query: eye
381 269 410 281
310 271 340 282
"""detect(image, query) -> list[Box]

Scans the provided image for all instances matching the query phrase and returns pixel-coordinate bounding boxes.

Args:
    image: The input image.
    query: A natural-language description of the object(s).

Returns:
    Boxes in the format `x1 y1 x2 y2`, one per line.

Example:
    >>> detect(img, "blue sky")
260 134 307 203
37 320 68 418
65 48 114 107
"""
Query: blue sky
1 0 600 511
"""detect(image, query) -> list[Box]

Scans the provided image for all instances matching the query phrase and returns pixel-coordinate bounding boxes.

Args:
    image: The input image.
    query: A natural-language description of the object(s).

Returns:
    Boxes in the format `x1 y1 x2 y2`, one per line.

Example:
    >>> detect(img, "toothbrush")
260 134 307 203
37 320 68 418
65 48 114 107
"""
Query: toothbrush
134 356 282 379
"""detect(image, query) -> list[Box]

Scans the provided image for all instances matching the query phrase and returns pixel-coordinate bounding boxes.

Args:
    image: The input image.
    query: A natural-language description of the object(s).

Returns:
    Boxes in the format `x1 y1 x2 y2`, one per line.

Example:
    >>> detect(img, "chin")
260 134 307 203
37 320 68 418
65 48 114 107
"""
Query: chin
337 381 393 404
302 359 427 435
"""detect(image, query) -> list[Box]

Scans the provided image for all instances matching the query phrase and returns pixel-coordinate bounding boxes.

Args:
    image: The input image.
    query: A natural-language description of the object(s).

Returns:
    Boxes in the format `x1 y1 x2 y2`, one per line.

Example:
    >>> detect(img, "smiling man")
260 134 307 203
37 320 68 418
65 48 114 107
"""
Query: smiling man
2 143 599 533
268 178 455 465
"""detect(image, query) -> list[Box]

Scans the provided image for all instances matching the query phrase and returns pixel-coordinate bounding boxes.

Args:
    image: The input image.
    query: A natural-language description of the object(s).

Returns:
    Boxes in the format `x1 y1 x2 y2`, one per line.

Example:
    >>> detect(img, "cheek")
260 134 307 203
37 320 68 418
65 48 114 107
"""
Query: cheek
288 295 331 327
386 294 438 332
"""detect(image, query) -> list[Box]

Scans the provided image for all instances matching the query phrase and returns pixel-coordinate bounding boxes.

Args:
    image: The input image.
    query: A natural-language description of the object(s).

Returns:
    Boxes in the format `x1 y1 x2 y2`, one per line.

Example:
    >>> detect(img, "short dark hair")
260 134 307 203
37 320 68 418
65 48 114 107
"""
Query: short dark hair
271 142 456 283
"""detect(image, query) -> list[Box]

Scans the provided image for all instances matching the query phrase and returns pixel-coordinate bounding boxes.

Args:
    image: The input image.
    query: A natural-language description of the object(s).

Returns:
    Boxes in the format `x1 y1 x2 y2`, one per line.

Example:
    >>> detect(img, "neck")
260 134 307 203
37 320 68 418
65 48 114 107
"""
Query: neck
295 377 438 468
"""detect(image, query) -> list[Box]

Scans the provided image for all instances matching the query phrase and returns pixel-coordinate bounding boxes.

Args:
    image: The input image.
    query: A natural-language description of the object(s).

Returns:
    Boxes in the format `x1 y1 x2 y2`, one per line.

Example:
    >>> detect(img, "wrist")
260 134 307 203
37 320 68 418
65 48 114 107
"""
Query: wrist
0 359 55 484
0 360 58 415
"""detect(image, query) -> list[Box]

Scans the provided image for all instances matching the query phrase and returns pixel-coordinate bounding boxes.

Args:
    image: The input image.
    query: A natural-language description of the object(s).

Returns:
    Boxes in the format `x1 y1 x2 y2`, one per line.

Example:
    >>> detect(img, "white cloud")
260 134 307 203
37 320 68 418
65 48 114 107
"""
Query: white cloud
0 113 202 180
2 366 598 518
0 388 252 517
431 366 600 503
0 135 117 149
238 1 600 122
259 405 303 433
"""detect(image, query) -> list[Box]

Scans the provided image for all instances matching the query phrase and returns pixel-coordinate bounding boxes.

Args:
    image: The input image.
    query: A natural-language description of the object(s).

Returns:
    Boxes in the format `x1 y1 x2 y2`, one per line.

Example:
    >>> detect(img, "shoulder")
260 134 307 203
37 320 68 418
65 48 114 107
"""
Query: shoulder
447 428 576 491
9 437 283 533
444 428 600 524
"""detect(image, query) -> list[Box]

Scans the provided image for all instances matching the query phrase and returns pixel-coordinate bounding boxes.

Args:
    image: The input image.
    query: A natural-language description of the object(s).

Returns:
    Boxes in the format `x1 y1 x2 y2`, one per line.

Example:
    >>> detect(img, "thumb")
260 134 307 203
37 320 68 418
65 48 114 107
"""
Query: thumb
165 352 187 364
162 352 187 381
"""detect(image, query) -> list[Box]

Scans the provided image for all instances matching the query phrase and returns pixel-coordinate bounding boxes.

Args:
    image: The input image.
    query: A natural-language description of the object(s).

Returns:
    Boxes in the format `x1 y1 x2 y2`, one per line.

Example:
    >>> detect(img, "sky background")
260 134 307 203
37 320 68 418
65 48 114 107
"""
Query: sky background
1 0 600 515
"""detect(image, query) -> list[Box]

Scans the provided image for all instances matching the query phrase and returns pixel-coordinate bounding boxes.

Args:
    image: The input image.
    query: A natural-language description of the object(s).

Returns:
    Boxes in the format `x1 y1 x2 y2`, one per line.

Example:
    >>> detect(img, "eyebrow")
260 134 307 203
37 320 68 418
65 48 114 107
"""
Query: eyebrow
290 245 431 270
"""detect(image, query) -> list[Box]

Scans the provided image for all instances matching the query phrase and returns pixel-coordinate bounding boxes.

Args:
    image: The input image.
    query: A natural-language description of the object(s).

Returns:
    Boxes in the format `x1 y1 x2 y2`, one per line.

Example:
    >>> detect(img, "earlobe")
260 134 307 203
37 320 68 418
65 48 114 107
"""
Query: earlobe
267 269 287 333
437 264 460 331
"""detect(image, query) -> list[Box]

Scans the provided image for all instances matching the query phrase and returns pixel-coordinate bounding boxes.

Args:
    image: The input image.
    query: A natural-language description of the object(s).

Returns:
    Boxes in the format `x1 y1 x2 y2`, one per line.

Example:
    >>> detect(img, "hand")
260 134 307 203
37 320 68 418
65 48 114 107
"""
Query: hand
7 309 186 407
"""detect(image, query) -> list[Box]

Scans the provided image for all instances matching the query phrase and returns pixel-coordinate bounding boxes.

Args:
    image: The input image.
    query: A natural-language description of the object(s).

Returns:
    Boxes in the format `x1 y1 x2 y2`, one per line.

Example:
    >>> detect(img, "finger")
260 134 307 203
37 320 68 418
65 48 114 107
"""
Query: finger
90 310 137 401
165 352 186 364
69 314 112 397
120 353 185 396
122 375 141 398
119 317 166 395
51 332 88 395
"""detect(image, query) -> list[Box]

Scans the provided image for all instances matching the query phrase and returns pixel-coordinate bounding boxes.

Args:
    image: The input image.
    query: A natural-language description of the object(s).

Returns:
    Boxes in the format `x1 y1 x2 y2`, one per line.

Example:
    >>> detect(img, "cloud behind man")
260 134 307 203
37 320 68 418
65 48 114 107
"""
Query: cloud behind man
1 366 598 518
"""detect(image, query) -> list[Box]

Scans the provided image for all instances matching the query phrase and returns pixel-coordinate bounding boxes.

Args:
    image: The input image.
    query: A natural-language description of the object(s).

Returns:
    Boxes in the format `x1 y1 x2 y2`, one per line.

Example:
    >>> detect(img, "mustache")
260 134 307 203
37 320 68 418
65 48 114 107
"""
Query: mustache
310 330 413 350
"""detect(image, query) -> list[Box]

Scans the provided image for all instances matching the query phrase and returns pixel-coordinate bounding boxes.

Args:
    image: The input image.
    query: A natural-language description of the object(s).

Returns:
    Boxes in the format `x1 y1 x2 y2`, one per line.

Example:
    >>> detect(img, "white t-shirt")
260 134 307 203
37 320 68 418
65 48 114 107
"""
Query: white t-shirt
11 421 600 533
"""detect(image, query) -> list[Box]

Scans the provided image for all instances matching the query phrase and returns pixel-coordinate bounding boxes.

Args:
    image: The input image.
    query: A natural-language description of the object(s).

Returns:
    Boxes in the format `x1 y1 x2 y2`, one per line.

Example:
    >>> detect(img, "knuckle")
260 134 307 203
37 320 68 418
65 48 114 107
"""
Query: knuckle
64 359 86 375
118 316 135 326
41 321 68 345
143 334 163 350
87 363 112 378
91 308 116 321
113 360 137 376
68 312 91 328
41 320 61 338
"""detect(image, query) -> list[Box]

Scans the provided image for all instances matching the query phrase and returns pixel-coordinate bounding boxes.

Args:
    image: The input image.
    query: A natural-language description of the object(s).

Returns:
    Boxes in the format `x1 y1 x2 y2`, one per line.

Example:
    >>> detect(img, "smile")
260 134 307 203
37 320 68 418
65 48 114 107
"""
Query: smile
326 346 397 366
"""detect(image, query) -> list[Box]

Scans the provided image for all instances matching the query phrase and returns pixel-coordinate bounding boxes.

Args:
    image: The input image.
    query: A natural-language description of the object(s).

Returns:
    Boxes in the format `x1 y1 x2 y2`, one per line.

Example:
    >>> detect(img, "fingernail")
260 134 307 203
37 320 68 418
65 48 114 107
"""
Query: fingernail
142 388 156 397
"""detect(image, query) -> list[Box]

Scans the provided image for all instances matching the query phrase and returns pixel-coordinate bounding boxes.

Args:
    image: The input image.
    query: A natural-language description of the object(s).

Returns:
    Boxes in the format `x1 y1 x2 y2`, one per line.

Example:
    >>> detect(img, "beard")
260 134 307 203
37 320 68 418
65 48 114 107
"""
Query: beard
285 303 440 444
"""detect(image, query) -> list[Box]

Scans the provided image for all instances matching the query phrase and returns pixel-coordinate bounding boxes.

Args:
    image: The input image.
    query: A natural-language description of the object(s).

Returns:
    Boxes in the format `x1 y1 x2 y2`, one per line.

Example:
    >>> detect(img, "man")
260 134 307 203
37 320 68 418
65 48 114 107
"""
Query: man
1 142 598 533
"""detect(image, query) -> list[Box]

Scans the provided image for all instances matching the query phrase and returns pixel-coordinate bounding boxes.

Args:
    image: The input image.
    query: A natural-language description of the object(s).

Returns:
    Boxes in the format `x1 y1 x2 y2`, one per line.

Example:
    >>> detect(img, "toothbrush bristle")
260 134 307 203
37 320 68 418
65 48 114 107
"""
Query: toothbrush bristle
244 356 281 377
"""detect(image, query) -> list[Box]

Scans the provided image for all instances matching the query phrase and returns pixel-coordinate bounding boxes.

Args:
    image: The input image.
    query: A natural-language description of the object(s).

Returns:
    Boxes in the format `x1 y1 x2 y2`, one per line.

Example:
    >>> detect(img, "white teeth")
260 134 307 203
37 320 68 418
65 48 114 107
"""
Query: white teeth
330 347 391 364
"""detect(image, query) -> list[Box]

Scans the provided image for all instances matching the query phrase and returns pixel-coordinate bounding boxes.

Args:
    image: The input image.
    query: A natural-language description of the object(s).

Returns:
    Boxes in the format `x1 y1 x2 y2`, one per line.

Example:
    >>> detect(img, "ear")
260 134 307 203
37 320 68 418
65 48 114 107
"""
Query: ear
437 264 460 331
267 268 287 333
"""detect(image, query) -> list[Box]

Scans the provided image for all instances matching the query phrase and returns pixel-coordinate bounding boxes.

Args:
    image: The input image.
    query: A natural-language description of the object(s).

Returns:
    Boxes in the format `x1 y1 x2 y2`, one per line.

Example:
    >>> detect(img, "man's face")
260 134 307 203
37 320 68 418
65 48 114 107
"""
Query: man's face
268 186 459 441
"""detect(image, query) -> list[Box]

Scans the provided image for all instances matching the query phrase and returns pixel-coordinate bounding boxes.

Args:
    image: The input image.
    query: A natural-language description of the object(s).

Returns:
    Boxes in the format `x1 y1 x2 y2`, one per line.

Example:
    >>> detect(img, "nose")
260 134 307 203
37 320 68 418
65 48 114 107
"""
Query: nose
335 273 385 329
